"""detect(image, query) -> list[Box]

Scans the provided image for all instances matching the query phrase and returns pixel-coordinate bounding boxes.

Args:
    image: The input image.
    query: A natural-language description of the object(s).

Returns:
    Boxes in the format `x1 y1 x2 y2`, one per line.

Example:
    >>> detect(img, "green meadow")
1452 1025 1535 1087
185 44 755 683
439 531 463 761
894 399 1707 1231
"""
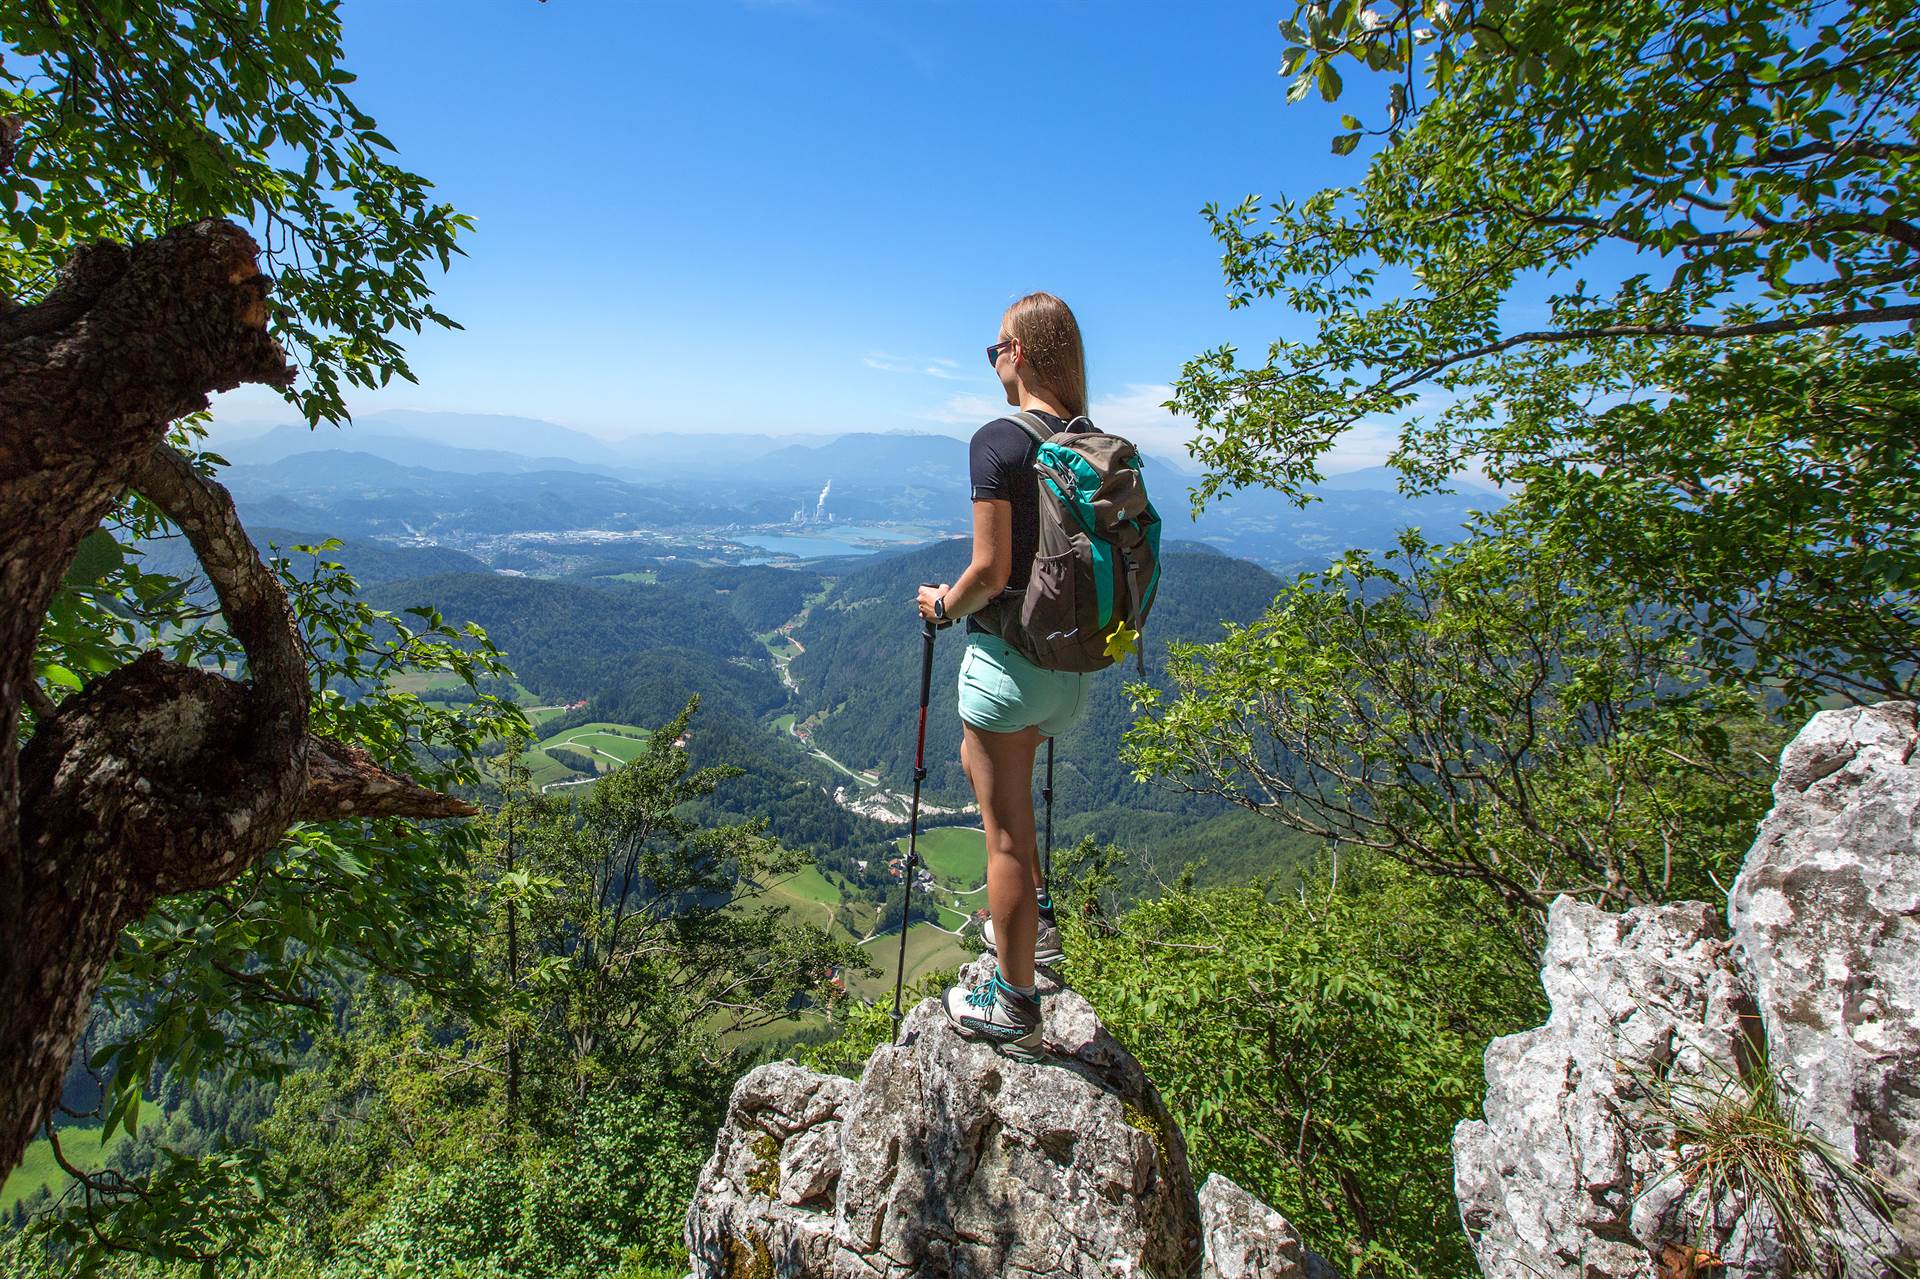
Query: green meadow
899 826 986 890
846 923 973 1001
2 1109 146 1211
515 722 653 788
760 863 845 933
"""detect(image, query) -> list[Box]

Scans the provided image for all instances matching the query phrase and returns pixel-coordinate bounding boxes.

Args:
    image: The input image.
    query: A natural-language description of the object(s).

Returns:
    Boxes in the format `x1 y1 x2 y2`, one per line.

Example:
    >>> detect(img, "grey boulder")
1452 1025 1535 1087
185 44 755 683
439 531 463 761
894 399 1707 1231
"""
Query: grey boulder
1198 1174 1333 1279
687 957 1204 1278
1456 701 1920 1279
1730 701 1920 1267
1452 897 1779 1279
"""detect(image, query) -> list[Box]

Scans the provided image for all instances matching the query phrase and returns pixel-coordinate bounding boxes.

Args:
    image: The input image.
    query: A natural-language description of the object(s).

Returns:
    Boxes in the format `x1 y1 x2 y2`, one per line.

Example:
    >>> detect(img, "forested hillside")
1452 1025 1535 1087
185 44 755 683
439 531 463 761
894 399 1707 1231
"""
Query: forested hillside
651 562 826 634
363 572 765 702
136 525 488 594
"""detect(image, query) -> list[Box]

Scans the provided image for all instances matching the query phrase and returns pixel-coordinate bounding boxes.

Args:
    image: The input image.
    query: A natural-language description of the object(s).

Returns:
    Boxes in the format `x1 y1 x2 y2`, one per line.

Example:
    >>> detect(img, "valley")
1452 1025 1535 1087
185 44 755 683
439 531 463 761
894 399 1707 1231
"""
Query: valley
155 415 1461 1028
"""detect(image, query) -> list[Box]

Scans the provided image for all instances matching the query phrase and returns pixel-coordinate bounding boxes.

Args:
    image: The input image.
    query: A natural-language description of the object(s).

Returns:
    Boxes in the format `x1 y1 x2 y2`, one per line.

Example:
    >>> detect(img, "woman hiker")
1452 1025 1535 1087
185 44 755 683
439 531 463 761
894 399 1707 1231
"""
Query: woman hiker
916 291 1093 1061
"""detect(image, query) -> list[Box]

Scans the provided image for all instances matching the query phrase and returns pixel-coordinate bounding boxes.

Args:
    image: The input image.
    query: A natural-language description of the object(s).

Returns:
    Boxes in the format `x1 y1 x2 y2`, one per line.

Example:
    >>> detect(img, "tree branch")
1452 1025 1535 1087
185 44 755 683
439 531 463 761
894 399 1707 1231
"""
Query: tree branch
1371 303 1920 400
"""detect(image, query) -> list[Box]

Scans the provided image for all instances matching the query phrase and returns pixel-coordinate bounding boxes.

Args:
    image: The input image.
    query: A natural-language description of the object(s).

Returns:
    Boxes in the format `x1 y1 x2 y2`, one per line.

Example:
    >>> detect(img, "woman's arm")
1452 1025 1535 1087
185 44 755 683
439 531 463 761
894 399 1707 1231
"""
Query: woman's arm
916 499 1012 620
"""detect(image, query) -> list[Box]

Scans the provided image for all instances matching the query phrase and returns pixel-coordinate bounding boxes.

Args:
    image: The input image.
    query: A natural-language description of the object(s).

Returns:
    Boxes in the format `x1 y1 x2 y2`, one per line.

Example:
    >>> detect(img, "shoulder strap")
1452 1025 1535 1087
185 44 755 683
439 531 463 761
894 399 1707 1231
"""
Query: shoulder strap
1008 411 1053 447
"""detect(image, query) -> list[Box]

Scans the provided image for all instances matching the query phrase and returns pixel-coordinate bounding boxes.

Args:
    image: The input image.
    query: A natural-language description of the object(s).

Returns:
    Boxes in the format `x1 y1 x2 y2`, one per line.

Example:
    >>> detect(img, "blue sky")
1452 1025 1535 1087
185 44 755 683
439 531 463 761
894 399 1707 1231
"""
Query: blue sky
212 1 1376 464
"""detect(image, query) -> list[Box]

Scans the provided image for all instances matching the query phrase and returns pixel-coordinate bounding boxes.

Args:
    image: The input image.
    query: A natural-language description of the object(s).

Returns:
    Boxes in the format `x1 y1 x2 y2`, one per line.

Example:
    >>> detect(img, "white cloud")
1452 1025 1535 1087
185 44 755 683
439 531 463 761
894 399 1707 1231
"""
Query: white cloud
866 351 966 380
1321 421 1399 473
1086 383 1190 461
920 392 1007 425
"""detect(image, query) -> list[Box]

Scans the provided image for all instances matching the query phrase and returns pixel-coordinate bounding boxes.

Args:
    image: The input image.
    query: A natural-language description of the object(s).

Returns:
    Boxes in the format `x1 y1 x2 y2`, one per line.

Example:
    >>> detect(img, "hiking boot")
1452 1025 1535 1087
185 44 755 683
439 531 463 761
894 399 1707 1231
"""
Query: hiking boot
941 970 1044 1062
981 913 1066 968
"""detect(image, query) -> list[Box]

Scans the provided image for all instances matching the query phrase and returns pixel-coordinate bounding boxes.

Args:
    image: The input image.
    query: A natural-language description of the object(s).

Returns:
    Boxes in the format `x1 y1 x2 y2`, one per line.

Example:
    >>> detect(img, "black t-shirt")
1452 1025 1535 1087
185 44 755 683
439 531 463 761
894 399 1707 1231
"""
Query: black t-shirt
965 410 1087 635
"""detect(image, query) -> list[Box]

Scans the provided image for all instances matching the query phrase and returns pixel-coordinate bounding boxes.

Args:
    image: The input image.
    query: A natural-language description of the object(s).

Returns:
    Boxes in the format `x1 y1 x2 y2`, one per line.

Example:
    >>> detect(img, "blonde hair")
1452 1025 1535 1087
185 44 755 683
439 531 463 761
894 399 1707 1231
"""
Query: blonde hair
1002 292 1088 419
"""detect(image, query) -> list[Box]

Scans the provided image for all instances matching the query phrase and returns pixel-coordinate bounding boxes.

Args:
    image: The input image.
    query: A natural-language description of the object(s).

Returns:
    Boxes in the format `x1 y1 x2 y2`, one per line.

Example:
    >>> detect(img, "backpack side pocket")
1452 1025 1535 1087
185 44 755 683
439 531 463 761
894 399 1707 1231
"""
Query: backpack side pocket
1021 551 1079 661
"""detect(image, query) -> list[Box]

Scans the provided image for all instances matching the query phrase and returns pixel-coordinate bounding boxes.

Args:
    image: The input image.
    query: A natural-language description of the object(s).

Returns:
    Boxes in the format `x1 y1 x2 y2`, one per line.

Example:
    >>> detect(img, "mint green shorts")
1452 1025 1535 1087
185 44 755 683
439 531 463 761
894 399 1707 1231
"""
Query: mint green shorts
957 631 1090 738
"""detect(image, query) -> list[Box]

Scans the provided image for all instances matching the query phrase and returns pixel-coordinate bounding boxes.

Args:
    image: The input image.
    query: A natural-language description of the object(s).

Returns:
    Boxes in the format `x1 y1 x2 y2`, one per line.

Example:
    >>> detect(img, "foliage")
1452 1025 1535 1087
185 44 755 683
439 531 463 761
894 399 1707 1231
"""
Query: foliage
249 980 499 1262
21 508 528 1268
1175 0 1919 712
1 0 470 423
322 1086 707 1279
1492 331 1920 710
490 697 868 1114
1061 850 1545 1279
1123 526 1779 925
2 1069 706 1279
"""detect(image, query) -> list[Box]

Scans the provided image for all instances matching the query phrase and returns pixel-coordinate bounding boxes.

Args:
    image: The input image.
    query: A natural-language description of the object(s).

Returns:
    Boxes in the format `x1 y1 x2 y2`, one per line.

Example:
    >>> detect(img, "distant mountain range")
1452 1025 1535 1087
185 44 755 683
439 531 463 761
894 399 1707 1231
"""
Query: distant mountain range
209 409 1501 571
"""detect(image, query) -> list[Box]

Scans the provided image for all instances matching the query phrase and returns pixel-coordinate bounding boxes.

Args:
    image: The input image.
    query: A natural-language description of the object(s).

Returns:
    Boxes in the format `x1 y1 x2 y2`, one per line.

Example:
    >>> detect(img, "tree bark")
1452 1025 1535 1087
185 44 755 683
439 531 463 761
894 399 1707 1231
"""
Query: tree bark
1 221 477 1175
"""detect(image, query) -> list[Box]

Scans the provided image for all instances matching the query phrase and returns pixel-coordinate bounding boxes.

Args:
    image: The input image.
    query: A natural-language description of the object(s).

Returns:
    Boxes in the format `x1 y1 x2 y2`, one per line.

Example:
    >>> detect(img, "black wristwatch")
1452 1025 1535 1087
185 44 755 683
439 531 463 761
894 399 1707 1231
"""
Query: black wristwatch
933 595 948 621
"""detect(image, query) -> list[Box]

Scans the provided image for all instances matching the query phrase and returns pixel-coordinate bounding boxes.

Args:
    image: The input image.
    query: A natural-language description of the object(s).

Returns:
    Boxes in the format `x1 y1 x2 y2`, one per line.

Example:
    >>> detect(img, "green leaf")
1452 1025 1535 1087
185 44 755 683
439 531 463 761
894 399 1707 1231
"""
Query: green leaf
1316 60 1343 101
63 527 126 586
41 664 83 691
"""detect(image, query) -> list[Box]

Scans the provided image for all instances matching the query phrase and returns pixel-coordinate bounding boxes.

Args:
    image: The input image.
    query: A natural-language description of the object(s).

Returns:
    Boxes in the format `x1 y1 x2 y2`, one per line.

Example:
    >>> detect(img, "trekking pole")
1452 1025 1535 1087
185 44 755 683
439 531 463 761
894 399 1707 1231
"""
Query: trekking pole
891 587 943 1044
1041 737 1054 893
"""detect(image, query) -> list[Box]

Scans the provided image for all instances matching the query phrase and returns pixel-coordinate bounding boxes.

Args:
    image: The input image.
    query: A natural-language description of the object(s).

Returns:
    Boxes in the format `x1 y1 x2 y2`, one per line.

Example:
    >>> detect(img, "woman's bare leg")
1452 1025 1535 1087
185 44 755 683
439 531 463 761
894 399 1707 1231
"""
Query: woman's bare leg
962 721 1043 989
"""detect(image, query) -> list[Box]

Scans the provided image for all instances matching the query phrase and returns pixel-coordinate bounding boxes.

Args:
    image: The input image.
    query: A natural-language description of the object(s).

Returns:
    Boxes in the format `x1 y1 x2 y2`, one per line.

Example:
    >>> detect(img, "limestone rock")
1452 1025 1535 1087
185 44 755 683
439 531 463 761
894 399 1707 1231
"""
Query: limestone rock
1198 1174 1333 1279
685 1061 851 1278
1730 700 1920 1265
1451 897 1784 1279
687 958 1204 1278
1457 702 1920 1279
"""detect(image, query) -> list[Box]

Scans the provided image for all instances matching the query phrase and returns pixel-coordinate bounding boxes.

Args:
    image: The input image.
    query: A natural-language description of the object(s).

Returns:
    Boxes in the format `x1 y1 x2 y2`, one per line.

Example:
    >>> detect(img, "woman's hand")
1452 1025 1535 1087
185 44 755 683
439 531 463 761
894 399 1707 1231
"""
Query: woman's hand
916 583 949 622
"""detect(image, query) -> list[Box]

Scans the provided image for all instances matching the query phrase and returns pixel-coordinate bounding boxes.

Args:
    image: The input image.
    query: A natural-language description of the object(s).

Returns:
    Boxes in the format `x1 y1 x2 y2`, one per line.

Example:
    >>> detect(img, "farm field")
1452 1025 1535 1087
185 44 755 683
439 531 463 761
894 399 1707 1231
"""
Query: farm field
389 670 466 695
390 672 544 703
515 722 652 789
761 863 844 933
900 826 986 889
846 923 972 1001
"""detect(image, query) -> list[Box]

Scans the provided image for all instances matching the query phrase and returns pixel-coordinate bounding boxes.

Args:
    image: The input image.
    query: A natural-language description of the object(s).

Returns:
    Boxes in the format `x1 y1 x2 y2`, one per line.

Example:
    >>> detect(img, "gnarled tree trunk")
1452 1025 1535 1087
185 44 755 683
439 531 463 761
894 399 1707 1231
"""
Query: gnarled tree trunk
0 221 476 1174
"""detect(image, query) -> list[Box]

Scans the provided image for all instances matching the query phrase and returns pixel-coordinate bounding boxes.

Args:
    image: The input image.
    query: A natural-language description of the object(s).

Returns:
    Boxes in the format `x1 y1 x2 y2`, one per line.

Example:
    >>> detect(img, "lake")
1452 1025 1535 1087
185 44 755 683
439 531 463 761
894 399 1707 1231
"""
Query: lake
737 524 936 560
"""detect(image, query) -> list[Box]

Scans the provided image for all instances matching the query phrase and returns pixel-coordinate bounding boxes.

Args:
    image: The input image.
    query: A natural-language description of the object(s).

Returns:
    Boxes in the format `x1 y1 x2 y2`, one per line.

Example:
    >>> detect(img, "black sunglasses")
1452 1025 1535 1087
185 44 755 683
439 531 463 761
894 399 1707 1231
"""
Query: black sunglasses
986 339 1015 367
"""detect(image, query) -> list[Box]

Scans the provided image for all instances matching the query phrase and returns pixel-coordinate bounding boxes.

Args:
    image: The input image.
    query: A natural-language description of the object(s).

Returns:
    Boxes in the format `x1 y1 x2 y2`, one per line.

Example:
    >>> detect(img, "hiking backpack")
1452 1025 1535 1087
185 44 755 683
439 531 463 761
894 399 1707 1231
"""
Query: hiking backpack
976 410 1163 674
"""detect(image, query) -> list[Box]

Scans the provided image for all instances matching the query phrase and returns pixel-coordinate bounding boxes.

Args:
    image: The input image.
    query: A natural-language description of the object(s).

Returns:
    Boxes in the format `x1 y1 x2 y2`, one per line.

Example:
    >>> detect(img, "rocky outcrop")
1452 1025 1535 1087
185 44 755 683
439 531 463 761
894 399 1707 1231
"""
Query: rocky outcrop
685 958 1341 1279
685 1062 851 1276
1455 702 1920 1279
687 957 1206 1278
1730 700 1920 1257
1450 898 1782 1279
1198 1174 1330 1279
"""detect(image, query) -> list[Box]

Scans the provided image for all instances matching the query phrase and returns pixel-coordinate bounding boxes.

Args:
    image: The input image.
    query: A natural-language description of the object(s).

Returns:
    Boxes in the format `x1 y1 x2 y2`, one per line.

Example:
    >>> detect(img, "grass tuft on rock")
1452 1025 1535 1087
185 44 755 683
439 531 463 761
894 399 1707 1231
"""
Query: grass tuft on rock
1643 1059 1905 1277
